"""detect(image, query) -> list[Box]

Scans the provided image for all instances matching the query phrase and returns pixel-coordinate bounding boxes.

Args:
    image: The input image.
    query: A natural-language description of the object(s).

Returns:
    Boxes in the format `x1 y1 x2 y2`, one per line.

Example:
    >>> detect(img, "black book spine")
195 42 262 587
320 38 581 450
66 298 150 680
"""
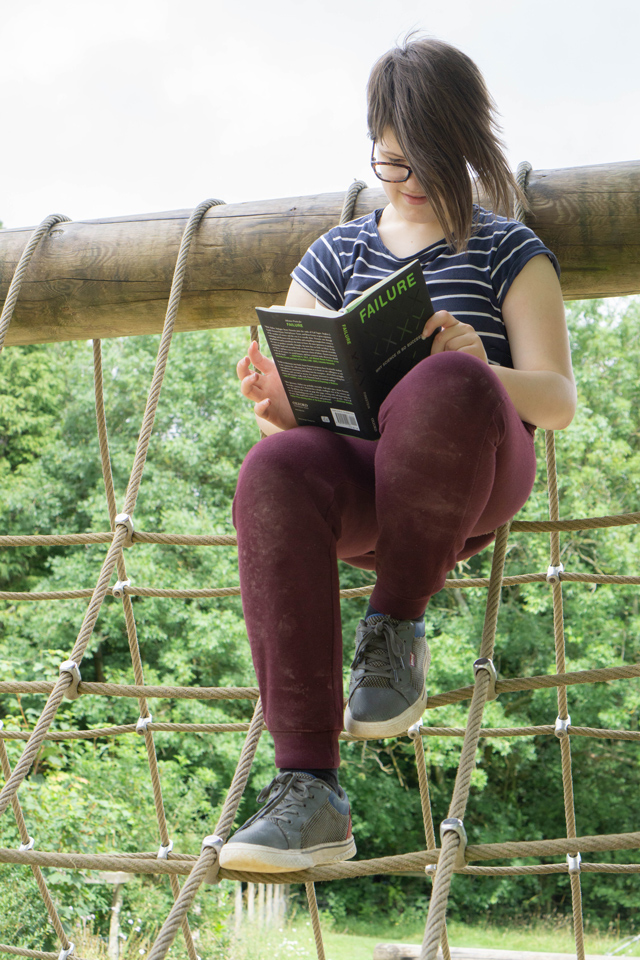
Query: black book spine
335 318 379 439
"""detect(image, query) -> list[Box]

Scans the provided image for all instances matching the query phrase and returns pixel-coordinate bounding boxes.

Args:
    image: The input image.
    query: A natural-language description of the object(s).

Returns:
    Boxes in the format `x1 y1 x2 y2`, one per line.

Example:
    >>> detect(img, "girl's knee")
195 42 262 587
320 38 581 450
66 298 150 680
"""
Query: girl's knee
382 352 506 422
234 427 347 509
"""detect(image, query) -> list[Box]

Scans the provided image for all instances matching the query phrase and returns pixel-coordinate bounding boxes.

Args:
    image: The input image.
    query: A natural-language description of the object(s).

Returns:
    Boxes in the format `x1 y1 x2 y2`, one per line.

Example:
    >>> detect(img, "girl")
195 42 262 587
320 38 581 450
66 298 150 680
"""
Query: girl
220 36 575 873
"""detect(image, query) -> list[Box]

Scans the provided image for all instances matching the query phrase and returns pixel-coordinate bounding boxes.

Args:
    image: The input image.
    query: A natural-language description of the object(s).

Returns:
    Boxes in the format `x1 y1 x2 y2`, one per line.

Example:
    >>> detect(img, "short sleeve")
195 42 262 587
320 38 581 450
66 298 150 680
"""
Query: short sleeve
291 231 346 310
490 222 561 305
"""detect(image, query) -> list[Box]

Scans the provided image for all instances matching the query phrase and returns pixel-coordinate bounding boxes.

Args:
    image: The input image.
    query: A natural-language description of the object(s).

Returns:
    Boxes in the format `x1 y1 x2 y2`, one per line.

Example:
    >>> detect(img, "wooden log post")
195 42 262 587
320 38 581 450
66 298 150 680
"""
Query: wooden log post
373 948 619 960
0 160 639 348
234 882 243 934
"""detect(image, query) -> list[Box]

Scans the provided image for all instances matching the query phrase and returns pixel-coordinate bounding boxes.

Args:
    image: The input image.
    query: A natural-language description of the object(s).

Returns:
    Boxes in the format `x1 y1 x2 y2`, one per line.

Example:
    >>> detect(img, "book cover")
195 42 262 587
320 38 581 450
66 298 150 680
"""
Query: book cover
256 259 435 440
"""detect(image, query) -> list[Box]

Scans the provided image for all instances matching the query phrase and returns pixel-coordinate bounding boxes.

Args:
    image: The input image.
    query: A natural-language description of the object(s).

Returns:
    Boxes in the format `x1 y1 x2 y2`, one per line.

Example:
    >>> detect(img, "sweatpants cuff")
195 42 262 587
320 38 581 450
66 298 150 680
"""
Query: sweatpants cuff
272 729 341 769
370 585 428 622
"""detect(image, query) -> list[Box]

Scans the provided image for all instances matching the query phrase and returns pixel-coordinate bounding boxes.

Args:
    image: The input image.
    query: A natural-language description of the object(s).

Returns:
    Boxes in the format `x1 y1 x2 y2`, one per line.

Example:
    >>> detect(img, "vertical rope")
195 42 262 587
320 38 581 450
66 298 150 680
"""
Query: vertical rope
92 340 199 960
339 181 368 225
422 522 510 959
546 430 586 960
121 199 223 518
412 734 452 960
306 883 326 960
143 699 265 960
0 214 71 354
0 737 71 949
479 523 511 659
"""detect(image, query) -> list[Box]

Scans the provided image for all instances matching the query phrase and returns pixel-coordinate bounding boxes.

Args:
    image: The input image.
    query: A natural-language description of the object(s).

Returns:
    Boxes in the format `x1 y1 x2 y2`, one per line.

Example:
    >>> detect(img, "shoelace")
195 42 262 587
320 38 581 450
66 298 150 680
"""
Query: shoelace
245 773 314 827
350 619 407 685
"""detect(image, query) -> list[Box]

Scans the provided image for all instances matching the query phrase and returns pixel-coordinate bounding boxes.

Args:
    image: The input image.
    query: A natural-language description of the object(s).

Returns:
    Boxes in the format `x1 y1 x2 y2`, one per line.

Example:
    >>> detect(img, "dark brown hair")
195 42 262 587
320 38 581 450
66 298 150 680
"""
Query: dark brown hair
367 36 525 251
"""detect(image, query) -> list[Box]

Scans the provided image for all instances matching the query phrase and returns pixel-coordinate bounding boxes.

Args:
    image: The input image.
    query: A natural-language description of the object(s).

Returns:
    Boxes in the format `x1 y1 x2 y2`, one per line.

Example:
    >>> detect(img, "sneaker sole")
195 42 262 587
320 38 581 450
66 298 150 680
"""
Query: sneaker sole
219 836 357 873
344 686 428 738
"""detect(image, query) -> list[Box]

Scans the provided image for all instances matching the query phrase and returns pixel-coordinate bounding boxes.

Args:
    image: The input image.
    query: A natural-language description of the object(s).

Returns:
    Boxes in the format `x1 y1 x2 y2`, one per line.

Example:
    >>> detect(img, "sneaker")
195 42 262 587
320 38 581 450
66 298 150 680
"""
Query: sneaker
219 772 356 872
345 614 429 738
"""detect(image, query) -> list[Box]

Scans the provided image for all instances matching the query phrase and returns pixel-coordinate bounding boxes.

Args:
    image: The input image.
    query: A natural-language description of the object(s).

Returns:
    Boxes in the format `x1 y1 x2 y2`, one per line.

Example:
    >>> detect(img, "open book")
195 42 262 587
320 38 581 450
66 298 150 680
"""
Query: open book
256 259 435 440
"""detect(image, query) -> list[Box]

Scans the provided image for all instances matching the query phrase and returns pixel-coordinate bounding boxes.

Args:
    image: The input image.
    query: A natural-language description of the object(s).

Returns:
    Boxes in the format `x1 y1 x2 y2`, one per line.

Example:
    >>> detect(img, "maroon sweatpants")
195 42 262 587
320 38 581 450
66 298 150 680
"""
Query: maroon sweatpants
233 353 536 769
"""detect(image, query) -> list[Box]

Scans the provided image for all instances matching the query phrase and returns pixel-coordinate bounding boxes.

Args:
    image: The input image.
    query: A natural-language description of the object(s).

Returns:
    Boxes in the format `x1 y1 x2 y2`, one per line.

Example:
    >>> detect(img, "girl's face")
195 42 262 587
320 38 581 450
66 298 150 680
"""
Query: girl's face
375 130 439 229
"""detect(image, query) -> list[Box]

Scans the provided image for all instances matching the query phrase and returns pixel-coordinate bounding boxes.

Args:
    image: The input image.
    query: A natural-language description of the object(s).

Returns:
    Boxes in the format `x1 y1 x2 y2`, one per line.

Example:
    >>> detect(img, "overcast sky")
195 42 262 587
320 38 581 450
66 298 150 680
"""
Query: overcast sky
1 0 638 229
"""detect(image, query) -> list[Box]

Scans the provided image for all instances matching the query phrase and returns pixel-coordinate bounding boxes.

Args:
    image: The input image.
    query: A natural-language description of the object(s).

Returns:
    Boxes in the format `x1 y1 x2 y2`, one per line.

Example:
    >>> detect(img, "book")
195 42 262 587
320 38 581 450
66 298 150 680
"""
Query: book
255 259 436 440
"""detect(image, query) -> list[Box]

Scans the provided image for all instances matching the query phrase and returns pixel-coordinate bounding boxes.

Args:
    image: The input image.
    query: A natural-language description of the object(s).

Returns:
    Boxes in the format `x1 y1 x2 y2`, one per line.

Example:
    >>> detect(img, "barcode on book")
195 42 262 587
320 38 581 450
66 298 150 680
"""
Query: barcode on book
330 408 360 431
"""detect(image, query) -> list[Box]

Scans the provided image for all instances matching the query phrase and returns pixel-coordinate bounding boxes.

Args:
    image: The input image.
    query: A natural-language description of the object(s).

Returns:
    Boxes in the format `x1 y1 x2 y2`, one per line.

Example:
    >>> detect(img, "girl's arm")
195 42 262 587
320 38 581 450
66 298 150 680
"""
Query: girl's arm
237 280 317 434
422 255 576 430
492 255 576 430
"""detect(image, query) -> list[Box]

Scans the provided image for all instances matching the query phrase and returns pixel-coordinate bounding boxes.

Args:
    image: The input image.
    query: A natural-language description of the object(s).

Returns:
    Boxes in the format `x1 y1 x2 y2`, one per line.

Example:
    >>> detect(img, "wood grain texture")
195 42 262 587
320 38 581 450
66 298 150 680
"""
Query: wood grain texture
372 948 611 960
1 161 639 347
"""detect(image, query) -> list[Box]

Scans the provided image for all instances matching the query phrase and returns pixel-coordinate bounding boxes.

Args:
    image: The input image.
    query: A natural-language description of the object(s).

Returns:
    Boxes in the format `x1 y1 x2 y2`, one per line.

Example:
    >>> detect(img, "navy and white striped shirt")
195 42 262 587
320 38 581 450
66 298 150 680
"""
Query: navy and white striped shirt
292 206 560 368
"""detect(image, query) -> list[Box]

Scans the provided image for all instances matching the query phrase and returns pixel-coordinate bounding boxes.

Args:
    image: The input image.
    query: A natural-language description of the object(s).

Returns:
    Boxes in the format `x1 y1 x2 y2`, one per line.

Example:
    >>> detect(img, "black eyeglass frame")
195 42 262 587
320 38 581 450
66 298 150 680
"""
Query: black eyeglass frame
370 143 413 183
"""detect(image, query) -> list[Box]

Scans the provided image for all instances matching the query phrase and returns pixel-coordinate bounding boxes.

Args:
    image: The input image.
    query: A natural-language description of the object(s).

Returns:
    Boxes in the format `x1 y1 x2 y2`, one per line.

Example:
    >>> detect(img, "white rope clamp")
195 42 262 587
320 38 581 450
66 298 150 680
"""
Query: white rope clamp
136 714 153 734
59 660 82 700
19 837 35 852
202 834 224 885
115 512 134 548
555 714 572 738
112 579 131 599
567 852 582 874
547 563 564 584
407 720 423 740
440 817 468 870
157 839 173 859
473 657 498 701
58 944 75 960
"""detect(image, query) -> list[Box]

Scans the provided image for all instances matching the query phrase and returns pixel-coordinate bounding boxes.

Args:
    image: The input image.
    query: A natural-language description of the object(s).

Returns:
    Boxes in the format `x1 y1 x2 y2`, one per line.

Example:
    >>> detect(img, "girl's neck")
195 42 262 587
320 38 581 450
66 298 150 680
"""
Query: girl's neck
377 204 445 259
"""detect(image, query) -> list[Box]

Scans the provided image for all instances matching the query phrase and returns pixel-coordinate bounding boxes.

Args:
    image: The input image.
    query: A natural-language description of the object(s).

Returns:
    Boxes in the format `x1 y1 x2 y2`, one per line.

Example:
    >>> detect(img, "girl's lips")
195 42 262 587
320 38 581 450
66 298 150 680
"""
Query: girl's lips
402 193 428 205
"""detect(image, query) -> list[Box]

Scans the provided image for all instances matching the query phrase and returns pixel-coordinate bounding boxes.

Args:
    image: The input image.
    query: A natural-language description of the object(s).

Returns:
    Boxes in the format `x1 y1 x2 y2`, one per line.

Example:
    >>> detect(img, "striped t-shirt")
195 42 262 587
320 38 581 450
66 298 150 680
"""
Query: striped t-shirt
291 206 560 368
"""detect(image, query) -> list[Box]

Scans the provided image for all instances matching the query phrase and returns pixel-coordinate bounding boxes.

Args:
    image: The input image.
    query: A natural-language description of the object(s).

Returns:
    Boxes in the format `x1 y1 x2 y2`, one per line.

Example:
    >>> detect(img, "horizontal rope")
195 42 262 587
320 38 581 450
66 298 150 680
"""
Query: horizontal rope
0 681 259 699
511 511 640 531
0 532 237 547
0 722 255 740
0 947 90 960
3 831 639 882
413 724 640 741
0 586 243 601
460 862 640 876
1 511 638 551
1 720 637 744
425 662 640 709
1 662 637 708
5 570 640 604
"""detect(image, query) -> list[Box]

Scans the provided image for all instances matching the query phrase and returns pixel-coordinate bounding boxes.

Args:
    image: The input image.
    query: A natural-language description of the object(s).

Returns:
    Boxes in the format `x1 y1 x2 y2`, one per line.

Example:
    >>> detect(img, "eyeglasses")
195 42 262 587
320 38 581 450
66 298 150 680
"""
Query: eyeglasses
370 143 412 183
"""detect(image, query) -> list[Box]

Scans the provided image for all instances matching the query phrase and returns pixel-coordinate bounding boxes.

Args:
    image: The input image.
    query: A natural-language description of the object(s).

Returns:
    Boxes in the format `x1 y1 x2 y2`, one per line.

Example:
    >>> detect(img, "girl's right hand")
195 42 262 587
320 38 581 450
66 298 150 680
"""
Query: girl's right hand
237 339 297 431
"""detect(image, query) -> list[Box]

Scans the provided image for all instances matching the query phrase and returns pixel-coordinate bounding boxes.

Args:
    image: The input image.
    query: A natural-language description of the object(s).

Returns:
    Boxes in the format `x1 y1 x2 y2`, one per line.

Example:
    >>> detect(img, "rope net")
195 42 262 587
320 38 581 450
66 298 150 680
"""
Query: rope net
0 190 639 960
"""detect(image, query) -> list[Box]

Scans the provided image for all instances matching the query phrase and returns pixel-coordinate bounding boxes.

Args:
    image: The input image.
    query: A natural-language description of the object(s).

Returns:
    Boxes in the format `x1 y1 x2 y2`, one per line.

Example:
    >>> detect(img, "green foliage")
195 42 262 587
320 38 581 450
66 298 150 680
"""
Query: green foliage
2 301 640 945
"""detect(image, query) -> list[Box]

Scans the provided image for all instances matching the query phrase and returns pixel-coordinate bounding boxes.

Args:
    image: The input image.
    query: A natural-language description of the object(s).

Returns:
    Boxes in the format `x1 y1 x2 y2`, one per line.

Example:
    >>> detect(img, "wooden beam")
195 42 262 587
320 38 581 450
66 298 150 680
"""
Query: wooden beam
1 160 639 347
373 947 614 960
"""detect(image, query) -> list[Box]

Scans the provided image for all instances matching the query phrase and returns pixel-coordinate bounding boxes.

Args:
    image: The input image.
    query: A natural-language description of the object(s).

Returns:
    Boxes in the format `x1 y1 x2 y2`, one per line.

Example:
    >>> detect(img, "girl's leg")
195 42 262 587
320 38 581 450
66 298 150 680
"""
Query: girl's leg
344 351 537 735
370 351 537 618
232 426 378 770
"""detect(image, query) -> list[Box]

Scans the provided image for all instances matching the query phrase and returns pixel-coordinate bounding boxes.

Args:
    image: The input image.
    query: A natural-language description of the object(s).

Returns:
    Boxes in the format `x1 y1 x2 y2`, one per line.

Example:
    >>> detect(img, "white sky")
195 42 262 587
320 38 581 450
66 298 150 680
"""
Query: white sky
1 0 638 228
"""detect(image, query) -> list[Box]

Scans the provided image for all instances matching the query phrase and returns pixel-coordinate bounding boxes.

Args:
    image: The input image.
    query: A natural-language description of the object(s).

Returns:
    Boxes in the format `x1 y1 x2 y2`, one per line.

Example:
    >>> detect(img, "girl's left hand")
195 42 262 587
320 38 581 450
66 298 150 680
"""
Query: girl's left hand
422 310 488 364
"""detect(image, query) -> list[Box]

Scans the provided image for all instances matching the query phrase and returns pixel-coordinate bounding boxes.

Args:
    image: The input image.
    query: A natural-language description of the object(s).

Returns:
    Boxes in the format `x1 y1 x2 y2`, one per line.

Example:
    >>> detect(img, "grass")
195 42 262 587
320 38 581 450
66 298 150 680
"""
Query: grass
226 917 640 960
67 913 640 960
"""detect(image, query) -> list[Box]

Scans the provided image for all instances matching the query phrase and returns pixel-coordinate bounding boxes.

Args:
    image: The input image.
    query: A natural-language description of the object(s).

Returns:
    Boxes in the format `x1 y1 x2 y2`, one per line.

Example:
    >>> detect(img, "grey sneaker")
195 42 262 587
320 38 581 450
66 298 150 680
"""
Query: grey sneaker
219 772 356 873
345 615 429 738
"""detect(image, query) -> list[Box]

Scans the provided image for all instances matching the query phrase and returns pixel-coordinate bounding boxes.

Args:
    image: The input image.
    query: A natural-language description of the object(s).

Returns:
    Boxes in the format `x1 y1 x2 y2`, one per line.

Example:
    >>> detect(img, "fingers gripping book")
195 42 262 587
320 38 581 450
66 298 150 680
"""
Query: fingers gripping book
256 260 436 440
